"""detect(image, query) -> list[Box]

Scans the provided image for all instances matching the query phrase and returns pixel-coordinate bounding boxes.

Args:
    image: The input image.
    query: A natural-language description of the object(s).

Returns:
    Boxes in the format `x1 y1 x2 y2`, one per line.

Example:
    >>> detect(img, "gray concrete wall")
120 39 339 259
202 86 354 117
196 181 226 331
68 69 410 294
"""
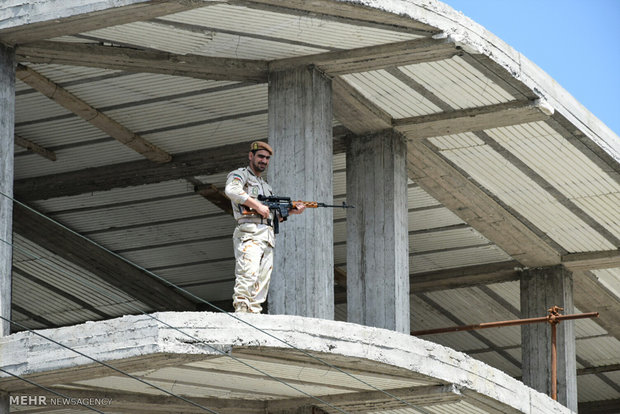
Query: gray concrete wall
520 265 577 412
268 66 334 319
346 131 410 333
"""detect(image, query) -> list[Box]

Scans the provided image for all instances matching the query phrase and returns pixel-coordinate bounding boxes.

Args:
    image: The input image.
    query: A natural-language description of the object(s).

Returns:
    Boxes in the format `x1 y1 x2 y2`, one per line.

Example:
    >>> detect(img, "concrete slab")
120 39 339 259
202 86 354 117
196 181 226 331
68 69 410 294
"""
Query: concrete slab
0 312 572 413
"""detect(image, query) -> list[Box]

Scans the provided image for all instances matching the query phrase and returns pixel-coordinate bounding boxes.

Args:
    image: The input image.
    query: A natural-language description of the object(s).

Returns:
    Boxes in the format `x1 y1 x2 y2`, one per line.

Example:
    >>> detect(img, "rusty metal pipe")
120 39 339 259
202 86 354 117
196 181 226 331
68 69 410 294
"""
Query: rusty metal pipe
551 321 558 401
411 312 599 336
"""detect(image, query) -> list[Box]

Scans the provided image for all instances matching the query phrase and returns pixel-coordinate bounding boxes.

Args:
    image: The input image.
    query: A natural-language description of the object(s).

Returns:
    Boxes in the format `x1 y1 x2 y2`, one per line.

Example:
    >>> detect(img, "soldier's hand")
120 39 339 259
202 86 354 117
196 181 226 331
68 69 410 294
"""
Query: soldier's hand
256 203 270 219
290 203 306 215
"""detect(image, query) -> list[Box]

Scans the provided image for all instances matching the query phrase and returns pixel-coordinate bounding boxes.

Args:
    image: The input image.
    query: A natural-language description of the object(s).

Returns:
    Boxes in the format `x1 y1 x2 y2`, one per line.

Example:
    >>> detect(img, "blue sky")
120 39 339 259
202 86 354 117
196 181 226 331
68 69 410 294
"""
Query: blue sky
443 0 620 136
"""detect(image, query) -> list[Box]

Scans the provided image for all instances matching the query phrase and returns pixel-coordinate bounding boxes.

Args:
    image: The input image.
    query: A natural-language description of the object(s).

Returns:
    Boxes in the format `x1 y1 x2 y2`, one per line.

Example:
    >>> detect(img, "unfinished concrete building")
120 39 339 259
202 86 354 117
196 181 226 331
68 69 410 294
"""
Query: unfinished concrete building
0 0 619 413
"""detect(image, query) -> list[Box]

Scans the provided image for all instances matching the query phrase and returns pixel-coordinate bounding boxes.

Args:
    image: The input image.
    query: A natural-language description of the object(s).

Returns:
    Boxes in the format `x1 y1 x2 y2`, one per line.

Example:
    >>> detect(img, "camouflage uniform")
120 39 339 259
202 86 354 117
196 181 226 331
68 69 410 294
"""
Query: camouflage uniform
225 165 275 313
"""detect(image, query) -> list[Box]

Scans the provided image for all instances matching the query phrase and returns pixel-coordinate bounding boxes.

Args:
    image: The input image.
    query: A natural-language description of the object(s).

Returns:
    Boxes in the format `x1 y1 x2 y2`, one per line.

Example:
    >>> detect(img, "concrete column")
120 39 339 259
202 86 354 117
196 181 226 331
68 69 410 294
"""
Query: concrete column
0 43 16 414
520 265 577 412
346 131 409 333
268 66 333 319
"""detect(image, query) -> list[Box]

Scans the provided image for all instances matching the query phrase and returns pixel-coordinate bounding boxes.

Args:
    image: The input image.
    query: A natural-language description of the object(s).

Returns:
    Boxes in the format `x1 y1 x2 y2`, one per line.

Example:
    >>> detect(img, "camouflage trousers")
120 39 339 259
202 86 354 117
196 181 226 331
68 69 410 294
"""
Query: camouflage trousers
232 223 274 313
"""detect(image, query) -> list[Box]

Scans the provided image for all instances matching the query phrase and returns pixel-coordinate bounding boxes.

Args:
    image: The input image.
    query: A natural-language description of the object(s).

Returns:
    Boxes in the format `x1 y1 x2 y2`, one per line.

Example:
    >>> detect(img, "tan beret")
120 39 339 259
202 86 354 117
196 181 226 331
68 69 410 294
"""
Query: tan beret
250 140 273 155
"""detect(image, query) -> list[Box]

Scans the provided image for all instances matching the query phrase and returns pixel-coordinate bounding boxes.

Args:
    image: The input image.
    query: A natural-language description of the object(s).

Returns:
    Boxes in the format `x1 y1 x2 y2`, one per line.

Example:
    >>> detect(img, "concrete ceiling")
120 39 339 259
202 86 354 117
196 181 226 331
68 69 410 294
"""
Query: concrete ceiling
1 0 619 413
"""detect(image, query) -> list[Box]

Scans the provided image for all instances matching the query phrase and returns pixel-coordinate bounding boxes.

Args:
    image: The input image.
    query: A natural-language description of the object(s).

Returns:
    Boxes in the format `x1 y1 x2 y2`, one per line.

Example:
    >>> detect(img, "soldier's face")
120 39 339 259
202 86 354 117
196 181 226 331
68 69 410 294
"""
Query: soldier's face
249 149 271 173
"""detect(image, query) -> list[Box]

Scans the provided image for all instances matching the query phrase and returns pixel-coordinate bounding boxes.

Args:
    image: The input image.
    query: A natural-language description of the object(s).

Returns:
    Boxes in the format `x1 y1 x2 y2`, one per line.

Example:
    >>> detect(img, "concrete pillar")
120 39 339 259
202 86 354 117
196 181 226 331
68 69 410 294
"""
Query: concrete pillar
0 43 16 414
268 66 333 319
346 131 410 333
520 265 577 412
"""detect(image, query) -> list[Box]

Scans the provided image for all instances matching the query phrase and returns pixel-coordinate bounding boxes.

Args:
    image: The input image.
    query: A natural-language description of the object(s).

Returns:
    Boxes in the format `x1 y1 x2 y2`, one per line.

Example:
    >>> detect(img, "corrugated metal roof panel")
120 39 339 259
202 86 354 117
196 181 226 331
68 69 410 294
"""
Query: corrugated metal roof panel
399 56 515 109
108 84 267 134
413 227 495 253
409 207 464 231
162 4 423 50
576 336 620 366
146 112 269 152
578 374 620 402
424 288 521 347
187 356 432 391
85 21 327 59
592 268 620 299
412 245 512 273
34 179 195 212
51 194 216 232
15 139 144 180
15 82 73 124
430 133 616 252
64 72 240 108
469 351 521 378
487 122 620 239
342 70 443 118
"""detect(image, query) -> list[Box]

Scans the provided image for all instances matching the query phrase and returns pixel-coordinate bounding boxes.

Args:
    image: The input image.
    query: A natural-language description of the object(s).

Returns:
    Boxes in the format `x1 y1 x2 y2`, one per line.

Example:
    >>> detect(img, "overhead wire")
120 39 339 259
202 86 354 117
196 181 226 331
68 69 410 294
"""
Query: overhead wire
0 315 219 414
2 191 432 413
0 367 105 413
4 239 351 414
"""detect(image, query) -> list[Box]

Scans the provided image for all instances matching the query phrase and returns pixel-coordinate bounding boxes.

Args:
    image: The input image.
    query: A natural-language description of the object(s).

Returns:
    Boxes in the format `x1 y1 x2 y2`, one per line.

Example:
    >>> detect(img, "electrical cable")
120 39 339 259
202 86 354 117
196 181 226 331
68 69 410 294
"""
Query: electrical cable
0 314 220 414
2 192 432 413
4 240 352 414
0 367 105 413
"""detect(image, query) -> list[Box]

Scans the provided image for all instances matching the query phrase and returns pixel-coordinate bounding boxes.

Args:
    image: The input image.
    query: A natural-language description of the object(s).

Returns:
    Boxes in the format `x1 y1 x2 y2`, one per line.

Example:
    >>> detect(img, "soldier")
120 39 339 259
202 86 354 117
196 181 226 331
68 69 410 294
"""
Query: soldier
224 141 306 313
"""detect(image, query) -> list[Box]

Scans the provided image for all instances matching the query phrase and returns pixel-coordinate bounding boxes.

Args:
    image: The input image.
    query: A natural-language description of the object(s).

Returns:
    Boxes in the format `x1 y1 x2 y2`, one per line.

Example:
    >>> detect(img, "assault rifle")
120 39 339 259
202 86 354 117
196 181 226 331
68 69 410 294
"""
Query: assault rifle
240 194 354 234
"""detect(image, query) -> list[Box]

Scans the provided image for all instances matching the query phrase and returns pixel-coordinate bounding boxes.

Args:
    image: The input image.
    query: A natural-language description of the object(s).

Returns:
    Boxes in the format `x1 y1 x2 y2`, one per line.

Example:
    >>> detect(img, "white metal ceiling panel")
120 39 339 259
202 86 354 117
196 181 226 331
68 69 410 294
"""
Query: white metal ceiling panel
342 70 443 118
14 135 143 180
186 356 432 391
64 73 239 108
577 374 620 402
576 336 620 366
430 133 616 252
486 121 620 239
107 84 267 134
412 245 512 274
423 288 521 347
145 112 269 152
33 179 195 212
592 268 620 300
84 21 327 59
412 227 496 254
161 4 423 50
399 55 515 110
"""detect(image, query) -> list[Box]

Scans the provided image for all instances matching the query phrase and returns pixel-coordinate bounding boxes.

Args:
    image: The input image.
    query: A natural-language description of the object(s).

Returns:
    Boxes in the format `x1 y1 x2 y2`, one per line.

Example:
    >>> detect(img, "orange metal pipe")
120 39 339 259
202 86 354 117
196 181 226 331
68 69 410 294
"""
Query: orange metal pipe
551 321 558 401
411 312 599 336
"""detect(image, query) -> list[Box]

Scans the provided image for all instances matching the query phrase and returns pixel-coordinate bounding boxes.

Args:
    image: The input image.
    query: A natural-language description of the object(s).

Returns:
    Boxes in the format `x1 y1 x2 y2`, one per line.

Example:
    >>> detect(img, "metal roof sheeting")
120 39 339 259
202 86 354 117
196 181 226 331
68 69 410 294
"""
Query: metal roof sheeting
430 133 616 252
399 56 515 109
343 70 443 117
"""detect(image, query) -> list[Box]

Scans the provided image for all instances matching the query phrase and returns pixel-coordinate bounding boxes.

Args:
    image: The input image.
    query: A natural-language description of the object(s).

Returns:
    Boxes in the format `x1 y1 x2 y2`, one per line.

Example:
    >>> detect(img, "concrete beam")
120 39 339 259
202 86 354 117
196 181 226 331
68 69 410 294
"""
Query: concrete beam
16 64 172 163
14 131 351 202
16 41 269 83
395 99 553 139
14 134 56 161
406 137 561 267
270 37 460 75
332 76 392 135
0 0 207 46
572 270 620 340
267 384 462 412
562 250 620 272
